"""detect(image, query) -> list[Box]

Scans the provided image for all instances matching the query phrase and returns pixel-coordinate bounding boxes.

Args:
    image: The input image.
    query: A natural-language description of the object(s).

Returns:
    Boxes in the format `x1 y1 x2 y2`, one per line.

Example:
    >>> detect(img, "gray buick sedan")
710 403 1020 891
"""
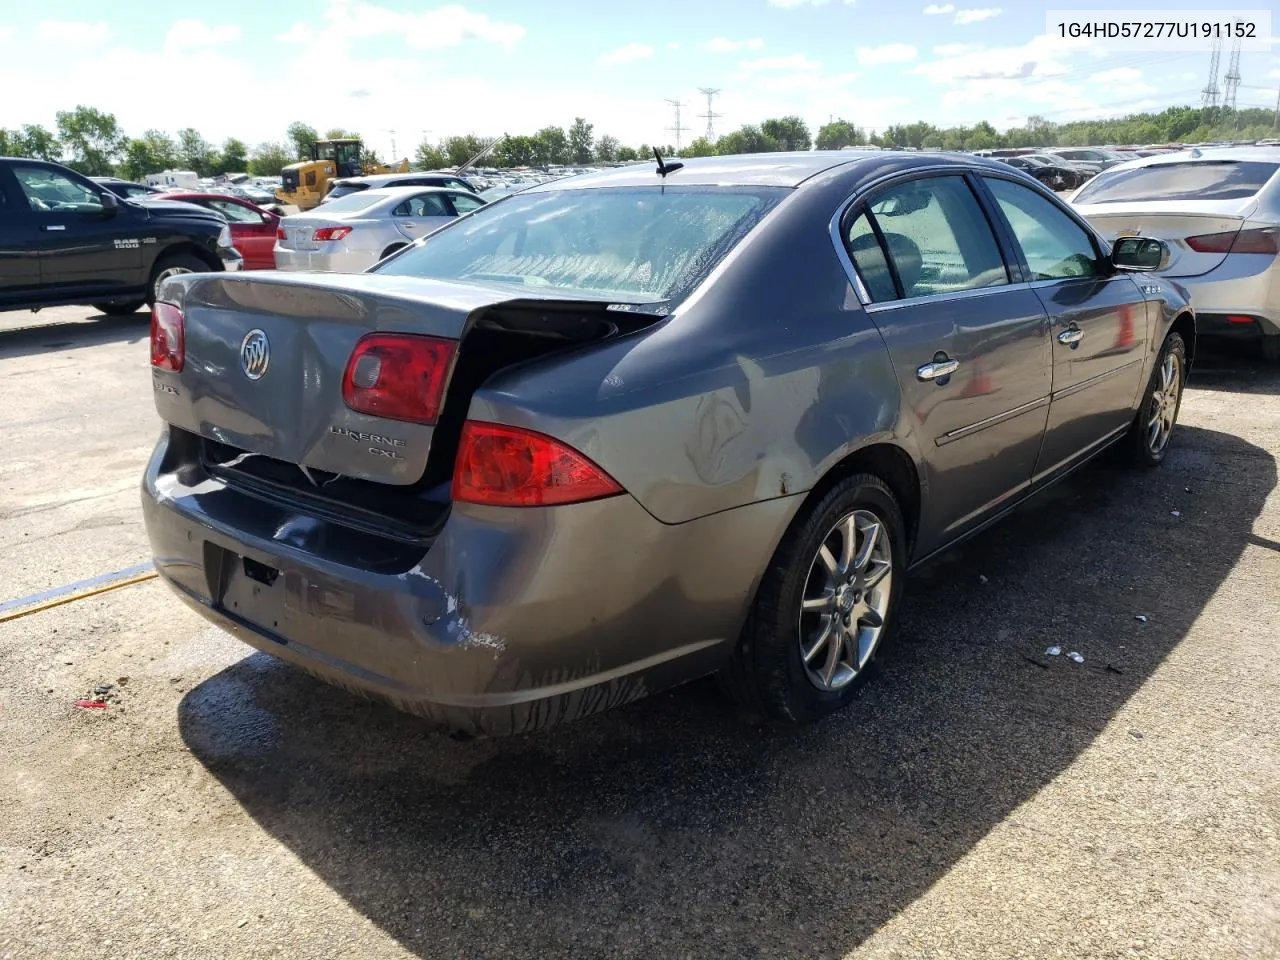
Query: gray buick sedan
142 151 1195 735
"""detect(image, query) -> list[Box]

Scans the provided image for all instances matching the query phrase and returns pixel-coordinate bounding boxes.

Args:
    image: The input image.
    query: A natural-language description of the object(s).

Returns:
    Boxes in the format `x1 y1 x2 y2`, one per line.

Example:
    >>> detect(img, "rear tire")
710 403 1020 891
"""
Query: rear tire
149 253 208 305
1122 331 1186 468
718 473 906 724
380 244 407 261
1261 335 1280 364
91 300 145 317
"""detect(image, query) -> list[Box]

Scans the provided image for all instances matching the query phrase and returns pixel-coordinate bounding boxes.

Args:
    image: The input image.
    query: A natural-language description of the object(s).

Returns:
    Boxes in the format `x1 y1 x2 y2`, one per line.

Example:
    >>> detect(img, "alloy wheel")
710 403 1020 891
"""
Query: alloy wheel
153 265 194 301
797 508 893 691
1146 350 1182 455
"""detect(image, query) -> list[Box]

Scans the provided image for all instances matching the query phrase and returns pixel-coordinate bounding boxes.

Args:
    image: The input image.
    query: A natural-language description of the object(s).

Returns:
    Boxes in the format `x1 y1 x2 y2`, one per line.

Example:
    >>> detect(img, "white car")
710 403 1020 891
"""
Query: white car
1072 147 1280 361
274 186 486 273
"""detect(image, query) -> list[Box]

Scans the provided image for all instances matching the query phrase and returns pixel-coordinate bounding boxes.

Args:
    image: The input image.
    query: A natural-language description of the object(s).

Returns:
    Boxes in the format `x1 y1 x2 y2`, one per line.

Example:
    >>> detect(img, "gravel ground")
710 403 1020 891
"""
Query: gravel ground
1 305 1278 960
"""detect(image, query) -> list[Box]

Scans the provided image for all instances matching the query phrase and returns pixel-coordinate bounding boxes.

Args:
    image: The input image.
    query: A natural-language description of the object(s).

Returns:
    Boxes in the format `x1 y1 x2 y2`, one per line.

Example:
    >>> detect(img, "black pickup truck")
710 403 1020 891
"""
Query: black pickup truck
0 157 242 316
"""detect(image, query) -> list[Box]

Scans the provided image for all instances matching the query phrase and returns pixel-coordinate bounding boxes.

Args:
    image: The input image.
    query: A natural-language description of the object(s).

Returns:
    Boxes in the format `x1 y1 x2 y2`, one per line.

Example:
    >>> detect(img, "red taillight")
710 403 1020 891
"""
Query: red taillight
313 226 353 242
1185 228 1280 255
341 333 456 424
452 421 624 508
1227 315 1256 325
276 226 286 241
150 302 184 372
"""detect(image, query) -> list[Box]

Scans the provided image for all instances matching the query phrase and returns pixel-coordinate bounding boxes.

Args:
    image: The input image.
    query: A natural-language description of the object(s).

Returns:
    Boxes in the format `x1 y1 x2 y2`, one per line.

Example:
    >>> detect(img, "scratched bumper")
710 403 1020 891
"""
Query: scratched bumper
141 427 792 734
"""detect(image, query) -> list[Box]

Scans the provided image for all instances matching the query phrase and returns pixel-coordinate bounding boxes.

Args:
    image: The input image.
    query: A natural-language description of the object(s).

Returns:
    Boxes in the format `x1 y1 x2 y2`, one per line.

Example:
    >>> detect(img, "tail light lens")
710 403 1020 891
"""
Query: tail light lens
313 226 353 241
1185 228 1279 255
150 302 184 372
452 421 624 508
276 226 286 241
341 333 456 424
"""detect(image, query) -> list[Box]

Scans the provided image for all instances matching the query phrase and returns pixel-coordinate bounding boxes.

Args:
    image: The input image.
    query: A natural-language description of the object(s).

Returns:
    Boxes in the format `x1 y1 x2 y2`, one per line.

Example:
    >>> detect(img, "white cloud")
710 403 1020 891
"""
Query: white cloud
954 7 1002 25
165 20 241 50
703 37 765 53
35 20 110 46
0 26 12 43
856 43 918 65
276 23 315 44
323 2 525 51
740 54 824 71
596 43 654 66
766 0 855 6
750 70 860 93
923 3 955 13
1269 68 1280 78
1180 71 1198 81
933 42 981 56
1089 67 1141 84
667 41 680 50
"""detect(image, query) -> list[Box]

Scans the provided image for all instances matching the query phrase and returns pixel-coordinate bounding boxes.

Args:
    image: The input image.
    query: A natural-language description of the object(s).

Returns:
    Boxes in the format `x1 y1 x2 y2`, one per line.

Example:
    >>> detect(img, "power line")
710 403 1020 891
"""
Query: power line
1222 30 1243 112
1201 37 1222 107
698 87 723 141
664 99 689 153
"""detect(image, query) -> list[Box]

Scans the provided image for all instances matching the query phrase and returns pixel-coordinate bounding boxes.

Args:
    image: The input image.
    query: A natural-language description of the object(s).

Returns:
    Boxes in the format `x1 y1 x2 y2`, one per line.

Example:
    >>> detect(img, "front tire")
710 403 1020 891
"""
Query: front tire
719 473 907 723
1123 331 1186 467
91 300 146 316
149 253 207 304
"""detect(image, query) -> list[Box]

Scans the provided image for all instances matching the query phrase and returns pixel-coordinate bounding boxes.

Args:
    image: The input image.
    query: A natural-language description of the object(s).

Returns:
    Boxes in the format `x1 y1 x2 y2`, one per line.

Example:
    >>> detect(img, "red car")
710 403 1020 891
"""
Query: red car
156 192 280 270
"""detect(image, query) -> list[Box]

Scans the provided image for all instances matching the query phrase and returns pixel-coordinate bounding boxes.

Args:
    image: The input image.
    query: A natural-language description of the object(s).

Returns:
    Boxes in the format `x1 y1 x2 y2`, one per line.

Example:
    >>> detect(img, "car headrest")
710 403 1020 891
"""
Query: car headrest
847 230 924 298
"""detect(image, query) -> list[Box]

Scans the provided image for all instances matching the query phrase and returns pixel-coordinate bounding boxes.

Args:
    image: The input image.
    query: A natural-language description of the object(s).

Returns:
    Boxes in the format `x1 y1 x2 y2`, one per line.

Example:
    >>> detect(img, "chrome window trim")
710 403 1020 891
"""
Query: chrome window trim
863 281 1024 314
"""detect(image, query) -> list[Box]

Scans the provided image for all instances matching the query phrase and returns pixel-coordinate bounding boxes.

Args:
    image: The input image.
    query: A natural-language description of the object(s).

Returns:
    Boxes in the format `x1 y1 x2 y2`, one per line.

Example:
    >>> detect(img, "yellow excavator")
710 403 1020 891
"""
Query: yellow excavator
276 139 410 210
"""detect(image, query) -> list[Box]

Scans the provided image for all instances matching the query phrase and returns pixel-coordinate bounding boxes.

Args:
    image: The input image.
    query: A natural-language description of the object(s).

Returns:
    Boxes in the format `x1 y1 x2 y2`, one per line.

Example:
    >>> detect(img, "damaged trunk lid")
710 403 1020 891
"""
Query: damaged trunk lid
152 271 646 486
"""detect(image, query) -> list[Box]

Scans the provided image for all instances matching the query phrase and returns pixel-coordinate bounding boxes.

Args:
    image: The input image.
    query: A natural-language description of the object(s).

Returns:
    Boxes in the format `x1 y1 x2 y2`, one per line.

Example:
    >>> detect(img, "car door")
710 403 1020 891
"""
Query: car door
9 163 143 293
0 167 43 303
204 198 277 270
842 173 1052 553
392 192 454 241
977 175 1150 482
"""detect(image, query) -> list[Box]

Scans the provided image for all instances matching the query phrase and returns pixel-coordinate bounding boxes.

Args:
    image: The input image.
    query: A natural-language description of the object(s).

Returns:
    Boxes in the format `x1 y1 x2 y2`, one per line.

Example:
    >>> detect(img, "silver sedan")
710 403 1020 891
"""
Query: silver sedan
274 186 487 273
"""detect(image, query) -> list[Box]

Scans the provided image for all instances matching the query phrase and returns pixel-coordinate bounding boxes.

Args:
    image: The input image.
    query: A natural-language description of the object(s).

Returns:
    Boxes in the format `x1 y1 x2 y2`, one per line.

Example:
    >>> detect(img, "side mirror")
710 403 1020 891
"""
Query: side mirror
1111 236 1168 272
100 191 120 217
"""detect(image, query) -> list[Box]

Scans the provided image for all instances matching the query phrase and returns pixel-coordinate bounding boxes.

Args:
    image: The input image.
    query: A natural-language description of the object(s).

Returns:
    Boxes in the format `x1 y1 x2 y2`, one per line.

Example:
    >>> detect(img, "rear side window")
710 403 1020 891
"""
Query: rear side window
391 193 451 217
449 192 485 215
1073 160 1280 204
843 175 1008 301
845 213 896 302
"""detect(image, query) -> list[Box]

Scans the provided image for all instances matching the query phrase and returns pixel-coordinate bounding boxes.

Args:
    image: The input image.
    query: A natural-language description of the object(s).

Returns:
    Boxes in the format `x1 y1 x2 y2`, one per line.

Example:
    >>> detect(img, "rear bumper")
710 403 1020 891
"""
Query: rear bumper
1172 254 1280 339
273 246 373 273
141 428 796 734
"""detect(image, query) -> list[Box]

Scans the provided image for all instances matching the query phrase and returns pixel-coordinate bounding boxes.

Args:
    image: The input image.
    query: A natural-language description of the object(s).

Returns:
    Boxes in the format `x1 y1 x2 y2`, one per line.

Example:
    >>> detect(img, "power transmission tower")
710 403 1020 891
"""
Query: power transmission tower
1201 37 1221 108
1222 31 1243 112
698 87 723 141
665 99 689 153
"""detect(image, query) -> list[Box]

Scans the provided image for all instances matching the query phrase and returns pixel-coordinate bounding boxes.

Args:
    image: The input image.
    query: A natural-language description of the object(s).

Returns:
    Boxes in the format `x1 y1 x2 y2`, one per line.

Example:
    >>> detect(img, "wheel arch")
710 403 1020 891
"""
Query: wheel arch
1170 309 1196 369
798 441 923 561
150 241 222 275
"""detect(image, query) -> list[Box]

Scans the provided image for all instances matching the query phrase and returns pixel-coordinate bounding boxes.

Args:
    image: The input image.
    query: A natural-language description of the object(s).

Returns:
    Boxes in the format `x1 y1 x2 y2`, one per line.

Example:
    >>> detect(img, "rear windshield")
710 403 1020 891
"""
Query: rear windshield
324 183 371 201
372 186 788 305
1074 160 1280 204
314 191 387 213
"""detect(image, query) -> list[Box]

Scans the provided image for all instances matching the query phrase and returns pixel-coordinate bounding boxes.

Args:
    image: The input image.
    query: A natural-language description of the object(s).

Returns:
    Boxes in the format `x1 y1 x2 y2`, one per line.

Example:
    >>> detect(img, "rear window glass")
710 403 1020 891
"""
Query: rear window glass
1074 161 1279 204
372 186 787 305
325 183 370 201
314 191 386 213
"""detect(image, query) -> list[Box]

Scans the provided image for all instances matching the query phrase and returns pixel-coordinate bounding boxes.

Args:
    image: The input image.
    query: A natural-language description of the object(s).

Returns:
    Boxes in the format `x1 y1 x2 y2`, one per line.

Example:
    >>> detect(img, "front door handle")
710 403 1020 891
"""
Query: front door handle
41 224 66 232
917 358 960 381
1058 327 1084 345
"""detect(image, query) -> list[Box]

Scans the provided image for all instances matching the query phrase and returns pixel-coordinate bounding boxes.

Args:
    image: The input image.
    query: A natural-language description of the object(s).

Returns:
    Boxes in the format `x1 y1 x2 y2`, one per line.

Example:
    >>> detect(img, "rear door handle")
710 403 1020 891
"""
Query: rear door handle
1058 327 1084 345
41 224 66 232
917 359 960 381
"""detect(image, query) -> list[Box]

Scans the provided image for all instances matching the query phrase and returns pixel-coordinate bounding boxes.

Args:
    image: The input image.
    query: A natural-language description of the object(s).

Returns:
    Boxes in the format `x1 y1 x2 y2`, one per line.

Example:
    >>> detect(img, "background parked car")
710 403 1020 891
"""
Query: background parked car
274 185 486 272
1072 147 1280 361
1047 148 1130 171
157 192 281 270
998 155 1085 191
320 172 480 205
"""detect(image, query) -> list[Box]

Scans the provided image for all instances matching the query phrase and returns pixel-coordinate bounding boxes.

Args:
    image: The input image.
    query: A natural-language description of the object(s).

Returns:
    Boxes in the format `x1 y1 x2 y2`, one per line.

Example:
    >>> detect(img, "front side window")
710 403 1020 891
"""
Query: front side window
843 176 1009 301
374 186 786 305
12 166 102 214
983 177 1103 281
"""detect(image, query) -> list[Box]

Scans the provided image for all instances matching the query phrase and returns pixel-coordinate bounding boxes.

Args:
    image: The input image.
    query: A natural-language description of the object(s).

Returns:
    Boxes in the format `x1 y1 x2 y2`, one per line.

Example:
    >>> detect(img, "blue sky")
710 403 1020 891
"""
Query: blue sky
1 0 1277 156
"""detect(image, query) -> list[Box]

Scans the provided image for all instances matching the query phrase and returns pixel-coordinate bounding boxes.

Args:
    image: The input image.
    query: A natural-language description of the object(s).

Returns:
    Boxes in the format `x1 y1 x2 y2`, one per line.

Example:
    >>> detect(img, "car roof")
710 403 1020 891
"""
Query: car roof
1096 145 1280 174
332 173 464 187
517 150 1019 192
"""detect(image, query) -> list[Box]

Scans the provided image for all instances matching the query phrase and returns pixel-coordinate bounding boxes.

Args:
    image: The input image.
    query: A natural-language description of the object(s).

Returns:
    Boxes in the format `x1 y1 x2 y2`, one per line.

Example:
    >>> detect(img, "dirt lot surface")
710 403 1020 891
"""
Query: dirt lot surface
2 305 1278 960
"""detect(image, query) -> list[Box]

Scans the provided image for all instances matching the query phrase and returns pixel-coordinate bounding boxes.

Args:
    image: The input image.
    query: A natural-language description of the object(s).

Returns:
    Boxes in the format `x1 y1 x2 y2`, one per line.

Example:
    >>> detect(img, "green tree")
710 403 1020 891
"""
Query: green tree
761 116 812 151
715 125 778 156
324 127 360 141
593 134 619 163
442 134 489 168
286 121 319 159
493 135 537 167
249 141 290 176
531 126 569 166
815 120 865 150
216 137 249 175
3 124 61 161
415 140 448 169
176 128 216 176
681 136 717 157
120 129 177 180
55 106 125 175
567 117 594 164
616 145 639 161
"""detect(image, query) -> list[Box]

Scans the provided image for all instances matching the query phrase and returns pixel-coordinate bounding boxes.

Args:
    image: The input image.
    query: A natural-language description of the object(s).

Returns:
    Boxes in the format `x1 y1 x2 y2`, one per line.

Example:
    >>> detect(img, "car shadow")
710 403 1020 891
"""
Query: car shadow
1188 342 1280 396
0 309 148 359
178 421 1274 959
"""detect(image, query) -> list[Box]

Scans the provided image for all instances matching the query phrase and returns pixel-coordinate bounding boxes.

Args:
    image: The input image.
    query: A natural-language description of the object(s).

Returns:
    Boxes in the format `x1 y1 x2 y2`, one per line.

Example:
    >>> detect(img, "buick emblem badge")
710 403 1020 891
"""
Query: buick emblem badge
240 329 270 380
